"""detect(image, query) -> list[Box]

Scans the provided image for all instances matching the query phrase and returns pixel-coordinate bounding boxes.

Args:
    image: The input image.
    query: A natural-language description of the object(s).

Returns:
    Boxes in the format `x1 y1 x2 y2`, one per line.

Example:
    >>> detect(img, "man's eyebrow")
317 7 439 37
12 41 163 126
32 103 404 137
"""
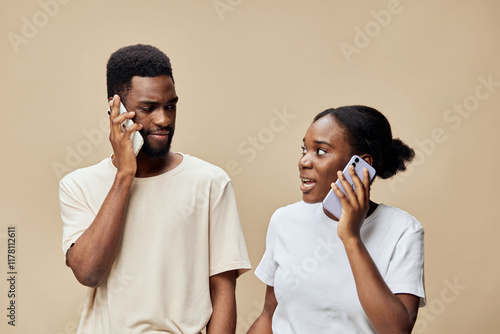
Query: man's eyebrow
168 96 179 104
138 96 179 104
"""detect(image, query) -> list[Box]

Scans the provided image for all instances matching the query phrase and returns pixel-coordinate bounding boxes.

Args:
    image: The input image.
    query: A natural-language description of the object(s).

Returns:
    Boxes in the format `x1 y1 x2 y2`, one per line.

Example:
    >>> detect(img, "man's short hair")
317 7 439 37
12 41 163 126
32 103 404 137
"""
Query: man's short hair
106 44 174 100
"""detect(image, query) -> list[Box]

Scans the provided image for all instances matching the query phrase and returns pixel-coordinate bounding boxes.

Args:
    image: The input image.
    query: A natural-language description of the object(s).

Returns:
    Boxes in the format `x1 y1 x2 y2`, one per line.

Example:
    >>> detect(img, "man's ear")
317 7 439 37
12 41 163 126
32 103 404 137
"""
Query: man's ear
359 154 373 166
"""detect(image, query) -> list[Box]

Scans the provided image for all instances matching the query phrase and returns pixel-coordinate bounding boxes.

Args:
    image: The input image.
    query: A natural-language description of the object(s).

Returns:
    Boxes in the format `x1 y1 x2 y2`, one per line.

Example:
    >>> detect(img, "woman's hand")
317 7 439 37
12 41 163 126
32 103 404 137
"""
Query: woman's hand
331 166 371 242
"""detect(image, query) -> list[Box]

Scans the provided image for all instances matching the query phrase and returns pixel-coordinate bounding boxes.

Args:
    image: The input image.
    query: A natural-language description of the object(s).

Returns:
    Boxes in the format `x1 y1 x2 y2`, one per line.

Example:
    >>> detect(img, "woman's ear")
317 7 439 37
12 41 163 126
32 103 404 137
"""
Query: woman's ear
359 154 373 166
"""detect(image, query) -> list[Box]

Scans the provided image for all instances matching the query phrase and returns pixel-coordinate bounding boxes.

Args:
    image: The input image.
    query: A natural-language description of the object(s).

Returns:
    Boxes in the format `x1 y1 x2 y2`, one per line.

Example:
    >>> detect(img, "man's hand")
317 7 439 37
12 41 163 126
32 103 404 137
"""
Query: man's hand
108 94 142 177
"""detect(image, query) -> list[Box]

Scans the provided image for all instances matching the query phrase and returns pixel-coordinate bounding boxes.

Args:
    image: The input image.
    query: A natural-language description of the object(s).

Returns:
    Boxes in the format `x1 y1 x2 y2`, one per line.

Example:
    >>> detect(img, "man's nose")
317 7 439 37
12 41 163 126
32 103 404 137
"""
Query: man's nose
153 109 173 127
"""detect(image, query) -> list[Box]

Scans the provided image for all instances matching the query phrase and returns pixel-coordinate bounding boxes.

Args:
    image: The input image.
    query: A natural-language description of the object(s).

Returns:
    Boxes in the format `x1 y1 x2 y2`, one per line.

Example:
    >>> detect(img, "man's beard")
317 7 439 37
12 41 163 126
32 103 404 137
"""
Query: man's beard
139 127 175 159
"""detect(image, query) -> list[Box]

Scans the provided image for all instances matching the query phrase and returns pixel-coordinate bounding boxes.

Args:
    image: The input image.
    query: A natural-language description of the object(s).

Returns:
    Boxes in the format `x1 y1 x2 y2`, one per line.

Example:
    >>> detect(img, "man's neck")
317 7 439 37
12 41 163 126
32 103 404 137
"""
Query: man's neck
134 151 183 178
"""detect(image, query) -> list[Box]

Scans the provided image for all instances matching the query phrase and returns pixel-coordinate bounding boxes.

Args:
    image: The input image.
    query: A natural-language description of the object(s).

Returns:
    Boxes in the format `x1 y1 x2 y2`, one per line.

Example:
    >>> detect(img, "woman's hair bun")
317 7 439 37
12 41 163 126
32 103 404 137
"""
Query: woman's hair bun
313 105 416 180
379 138 415 179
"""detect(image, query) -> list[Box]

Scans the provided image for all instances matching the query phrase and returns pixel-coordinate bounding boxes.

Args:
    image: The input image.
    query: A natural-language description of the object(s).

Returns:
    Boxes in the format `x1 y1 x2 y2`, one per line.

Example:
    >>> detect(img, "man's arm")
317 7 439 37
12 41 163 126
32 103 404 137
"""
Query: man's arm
207 270 238 334
66 95 141 288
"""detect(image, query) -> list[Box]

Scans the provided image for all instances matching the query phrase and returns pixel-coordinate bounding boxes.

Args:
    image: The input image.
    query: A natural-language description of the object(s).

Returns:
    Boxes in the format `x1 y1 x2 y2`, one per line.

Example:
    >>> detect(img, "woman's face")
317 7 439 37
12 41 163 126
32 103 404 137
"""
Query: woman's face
299 116 354 203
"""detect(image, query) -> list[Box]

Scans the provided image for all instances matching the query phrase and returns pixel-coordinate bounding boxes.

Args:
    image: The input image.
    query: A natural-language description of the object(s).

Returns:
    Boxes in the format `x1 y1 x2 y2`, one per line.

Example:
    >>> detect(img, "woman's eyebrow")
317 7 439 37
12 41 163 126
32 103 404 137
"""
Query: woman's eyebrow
314 140 334 148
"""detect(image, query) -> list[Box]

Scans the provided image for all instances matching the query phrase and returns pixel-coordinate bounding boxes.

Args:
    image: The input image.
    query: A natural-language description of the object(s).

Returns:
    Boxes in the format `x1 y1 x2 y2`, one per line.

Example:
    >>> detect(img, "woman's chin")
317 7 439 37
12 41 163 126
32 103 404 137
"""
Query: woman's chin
302 193 324 204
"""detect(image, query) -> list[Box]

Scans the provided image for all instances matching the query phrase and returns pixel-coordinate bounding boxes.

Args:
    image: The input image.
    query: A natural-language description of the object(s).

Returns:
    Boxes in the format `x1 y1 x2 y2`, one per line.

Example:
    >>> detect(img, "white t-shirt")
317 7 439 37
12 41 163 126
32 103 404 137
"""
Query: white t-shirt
254 201 425 334
59 153 251 334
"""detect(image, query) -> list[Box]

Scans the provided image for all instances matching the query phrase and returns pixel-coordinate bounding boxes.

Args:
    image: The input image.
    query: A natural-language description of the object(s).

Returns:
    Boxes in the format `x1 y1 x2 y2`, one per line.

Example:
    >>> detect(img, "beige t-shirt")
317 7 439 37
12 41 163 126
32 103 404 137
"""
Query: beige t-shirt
59 153 251 333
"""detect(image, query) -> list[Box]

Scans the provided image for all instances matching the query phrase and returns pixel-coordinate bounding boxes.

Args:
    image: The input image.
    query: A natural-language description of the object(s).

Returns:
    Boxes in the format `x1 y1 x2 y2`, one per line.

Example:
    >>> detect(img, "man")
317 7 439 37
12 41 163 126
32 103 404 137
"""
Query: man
59 44 251 333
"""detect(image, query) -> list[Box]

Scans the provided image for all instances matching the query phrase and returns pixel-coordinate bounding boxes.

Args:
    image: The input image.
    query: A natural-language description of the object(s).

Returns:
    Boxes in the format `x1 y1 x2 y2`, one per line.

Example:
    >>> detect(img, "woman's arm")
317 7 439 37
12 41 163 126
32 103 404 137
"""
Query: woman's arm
333 166 420 333
247 285 277 334
343 237 419 332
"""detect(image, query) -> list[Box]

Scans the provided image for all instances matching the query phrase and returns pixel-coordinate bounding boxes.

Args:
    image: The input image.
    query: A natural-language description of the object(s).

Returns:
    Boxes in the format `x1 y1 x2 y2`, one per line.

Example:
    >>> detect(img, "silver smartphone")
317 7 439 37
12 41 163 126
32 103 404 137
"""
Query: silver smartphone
108 102 144 155
119 102 144 155
322 155 376 219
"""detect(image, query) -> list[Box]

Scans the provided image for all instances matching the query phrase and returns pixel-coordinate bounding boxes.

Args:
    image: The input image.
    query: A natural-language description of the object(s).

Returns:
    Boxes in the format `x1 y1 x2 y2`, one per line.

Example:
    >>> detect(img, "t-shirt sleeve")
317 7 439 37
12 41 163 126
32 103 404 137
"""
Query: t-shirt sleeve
254 213 277 287
59 176 96 259
385 226 426 307
209 180 251 277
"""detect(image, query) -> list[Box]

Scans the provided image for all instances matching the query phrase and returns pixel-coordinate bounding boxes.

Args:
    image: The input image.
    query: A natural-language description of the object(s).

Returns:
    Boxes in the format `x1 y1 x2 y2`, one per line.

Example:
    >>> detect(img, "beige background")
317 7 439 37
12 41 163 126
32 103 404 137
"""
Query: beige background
1 0 499 333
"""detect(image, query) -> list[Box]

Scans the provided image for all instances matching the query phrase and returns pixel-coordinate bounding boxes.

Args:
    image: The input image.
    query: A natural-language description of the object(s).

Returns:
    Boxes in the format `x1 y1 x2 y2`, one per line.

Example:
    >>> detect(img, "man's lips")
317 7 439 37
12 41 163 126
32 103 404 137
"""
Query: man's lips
300 177 317 192
147 131 170 140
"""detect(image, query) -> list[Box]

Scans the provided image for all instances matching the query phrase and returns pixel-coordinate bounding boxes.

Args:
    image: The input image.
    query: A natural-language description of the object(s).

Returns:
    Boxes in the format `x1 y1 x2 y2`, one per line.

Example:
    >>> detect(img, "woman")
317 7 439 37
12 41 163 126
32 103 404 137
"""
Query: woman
248 106 426 333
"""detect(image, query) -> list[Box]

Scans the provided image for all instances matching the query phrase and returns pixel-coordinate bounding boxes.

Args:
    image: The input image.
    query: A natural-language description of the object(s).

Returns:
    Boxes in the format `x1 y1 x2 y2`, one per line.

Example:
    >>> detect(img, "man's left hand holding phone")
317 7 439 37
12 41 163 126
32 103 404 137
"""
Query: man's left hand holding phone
108 95 144 176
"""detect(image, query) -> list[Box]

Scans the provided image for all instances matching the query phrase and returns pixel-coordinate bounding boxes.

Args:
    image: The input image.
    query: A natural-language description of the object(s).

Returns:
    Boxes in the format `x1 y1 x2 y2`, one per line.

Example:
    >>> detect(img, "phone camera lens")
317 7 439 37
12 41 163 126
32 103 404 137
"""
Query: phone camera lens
352 162 356 168
355 157 359 163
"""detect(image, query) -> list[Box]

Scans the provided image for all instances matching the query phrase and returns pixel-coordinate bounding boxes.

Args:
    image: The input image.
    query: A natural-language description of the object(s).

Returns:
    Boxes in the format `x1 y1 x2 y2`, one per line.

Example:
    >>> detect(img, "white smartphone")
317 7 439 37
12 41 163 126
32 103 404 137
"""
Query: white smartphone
322 155 376 219
119 102 144 155
108 102 144 155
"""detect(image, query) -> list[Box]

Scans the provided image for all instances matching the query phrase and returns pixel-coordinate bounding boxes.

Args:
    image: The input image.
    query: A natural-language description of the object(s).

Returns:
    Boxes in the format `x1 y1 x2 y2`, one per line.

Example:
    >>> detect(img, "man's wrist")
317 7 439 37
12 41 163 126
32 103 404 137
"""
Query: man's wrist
115 171 135 186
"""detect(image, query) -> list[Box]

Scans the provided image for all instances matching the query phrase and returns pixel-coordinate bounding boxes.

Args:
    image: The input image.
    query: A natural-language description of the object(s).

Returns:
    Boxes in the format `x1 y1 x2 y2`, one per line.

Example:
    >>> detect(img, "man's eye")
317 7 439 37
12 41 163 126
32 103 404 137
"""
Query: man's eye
301 146 307 154
166 105 177 111
317 149 327 156
142 107 154 112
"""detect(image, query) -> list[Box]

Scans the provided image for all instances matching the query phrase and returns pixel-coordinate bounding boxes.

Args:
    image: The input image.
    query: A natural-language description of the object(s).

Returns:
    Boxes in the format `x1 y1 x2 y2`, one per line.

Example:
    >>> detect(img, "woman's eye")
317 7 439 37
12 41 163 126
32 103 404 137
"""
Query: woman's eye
317 149 327 156
301 146 307 154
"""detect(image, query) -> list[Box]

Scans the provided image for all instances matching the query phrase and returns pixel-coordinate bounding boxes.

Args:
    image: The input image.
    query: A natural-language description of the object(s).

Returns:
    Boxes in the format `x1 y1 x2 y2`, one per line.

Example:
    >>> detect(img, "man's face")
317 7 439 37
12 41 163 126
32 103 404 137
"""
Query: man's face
298 116 353 203
124 75 178 159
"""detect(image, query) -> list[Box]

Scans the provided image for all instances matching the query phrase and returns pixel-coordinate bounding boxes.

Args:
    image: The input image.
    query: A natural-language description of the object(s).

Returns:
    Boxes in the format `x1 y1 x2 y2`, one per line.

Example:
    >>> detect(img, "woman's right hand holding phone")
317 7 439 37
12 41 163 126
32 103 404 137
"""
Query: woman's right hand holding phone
332 166 371 243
